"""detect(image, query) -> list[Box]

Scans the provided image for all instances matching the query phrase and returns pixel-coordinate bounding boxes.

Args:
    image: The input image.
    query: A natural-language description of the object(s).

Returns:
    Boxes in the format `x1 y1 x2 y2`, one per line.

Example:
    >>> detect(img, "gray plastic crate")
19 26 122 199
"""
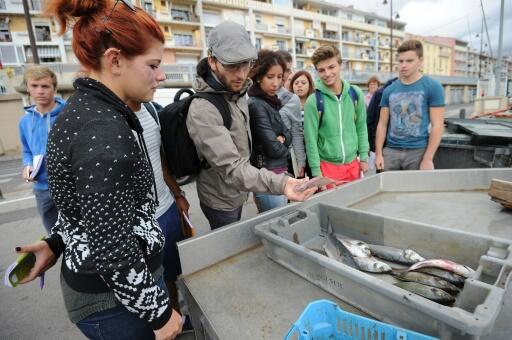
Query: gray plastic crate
254 203 512 339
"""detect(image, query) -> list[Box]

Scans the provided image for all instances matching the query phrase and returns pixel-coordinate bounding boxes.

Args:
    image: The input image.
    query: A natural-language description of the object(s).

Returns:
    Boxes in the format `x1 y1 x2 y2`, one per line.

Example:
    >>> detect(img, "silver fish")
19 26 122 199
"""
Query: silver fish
408 259 475 279
394 282 456 305
368 244 425 265
393 270 461 294
354 256 392 273
323 233 359 269
338 237 372 258
415 268 466 287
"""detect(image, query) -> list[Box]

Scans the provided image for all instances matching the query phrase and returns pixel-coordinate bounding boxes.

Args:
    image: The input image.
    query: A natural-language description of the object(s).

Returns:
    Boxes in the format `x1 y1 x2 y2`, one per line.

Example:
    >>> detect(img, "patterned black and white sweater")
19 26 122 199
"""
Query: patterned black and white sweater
45 77 171 329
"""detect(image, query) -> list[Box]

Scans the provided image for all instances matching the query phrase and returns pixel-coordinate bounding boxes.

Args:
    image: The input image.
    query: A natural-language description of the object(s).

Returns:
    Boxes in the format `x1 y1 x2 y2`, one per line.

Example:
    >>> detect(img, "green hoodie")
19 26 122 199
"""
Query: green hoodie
304 79 369 177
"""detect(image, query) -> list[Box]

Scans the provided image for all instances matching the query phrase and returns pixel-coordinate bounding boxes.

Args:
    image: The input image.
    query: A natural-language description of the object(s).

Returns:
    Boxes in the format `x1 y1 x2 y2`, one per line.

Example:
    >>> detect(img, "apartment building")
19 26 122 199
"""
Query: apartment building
0 0 406 74
0 0 70 65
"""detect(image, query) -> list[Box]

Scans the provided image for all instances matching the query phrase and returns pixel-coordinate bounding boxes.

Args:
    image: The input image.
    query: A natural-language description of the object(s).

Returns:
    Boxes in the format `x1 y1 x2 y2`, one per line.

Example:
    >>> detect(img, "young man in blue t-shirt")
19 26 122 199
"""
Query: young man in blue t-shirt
375 39 445 171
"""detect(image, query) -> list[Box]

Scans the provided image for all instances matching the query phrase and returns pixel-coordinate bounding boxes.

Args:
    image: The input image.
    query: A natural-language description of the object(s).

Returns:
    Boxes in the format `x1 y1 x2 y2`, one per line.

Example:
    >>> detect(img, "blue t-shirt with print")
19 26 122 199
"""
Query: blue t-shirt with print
380 76 444 148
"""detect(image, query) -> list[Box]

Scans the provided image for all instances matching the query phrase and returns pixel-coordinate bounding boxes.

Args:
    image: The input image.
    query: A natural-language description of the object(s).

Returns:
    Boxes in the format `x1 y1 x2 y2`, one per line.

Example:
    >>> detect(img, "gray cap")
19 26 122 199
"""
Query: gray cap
208 21 257 65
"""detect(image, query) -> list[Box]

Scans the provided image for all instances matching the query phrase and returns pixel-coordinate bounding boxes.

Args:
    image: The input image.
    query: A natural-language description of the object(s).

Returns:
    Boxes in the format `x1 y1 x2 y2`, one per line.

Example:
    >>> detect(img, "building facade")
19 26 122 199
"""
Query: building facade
1 0 406 73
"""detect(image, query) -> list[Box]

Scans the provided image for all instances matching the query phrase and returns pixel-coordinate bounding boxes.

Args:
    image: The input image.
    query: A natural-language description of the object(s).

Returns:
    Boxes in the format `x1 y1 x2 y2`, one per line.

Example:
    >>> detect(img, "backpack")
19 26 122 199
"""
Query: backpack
158 88 232 178
315 86 359 128
144 102 160 125
366 77 397 152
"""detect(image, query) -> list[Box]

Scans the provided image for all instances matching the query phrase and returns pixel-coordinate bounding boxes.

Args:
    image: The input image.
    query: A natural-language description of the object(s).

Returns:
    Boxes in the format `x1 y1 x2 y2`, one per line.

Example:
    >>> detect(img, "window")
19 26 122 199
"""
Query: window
276 40 286 51
255 38 262 51
255 14 262 24
35 24 51 42
0 0 6 10
0 21 12 42
295 41 304 54
203 11 220 26
0 45 18 64
143 1 153 14
25 45 61 63
205 27 213 41
171 9 191 21
30 0 43 11
174 33 194 47
296 60 304 70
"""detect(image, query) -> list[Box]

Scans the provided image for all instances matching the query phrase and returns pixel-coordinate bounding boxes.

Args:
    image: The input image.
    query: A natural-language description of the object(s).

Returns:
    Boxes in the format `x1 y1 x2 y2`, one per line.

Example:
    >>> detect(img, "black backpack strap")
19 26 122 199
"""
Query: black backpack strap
315 89 325 129
194 92 232 130
143 102 160 126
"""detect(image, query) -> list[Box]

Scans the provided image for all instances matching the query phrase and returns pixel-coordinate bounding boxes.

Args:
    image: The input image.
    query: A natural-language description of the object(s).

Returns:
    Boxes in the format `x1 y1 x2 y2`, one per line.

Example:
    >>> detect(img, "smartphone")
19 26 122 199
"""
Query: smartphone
294 176 335 192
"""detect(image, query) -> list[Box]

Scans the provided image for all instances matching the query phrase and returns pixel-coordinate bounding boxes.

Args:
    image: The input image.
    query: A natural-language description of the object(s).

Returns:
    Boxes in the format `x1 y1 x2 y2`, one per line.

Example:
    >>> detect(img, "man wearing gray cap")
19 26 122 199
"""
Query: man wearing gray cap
186 21 315 229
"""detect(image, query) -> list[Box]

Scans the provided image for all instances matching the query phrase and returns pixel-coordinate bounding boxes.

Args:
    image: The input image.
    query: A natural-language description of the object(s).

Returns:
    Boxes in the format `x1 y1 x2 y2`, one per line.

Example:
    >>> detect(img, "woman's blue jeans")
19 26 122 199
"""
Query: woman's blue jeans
76 277 167 340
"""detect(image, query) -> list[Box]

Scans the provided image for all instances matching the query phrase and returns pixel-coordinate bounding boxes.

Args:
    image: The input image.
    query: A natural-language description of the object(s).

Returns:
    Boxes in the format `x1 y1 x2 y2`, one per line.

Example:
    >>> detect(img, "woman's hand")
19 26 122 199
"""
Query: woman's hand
16 240 57 284
154 309 183 340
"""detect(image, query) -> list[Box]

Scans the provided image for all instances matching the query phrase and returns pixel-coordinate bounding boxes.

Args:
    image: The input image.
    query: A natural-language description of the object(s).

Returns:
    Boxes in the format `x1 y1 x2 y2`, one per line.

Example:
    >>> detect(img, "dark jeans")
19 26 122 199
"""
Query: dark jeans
33 188 58 235
157 203 183 282
200 202 242 230
76 277 167 340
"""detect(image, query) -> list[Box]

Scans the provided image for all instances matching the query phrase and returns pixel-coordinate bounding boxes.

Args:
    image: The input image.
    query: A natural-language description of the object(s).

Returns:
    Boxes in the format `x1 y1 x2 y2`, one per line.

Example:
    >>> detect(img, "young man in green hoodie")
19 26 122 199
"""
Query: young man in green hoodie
304 45 369 185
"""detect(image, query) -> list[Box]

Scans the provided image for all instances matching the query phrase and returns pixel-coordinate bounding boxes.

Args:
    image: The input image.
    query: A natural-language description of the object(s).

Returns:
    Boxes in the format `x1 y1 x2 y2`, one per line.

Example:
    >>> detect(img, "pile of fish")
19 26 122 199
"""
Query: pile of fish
314 228 475 306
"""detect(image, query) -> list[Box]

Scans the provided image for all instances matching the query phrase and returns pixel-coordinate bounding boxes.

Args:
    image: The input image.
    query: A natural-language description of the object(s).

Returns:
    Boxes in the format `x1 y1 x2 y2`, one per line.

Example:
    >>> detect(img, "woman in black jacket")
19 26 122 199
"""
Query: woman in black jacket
14 1 182 339
248 50 291 212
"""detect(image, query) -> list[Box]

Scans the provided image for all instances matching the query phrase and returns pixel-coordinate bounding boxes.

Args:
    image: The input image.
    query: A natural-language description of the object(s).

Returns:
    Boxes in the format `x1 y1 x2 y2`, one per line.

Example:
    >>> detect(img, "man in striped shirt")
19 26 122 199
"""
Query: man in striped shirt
129 100 190 315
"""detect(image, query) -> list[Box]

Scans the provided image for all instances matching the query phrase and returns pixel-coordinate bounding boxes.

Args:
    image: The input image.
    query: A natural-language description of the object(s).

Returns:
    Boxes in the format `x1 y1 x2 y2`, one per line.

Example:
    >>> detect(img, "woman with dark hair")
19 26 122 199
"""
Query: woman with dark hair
248 50 291 212
14 1 182 339
291 70 315 111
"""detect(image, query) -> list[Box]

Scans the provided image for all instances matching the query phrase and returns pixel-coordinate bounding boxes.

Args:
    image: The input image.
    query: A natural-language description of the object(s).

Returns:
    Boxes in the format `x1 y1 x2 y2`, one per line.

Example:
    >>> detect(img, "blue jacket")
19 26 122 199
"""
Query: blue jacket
19 97 66 190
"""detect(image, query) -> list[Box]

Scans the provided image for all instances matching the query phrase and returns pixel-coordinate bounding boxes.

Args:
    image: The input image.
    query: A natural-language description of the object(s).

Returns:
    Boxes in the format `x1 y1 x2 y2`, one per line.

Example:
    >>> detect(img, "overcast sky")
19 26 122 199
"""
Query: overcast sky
332 0 511 56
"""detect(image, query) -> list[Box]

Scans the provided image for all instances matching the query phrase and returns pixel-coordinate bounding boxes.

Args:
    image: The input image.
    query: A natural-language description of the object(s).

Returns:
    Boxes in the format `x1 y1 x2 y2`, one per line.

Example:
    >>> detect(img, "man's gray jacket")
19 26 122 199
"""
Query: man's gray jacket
186 59 288 210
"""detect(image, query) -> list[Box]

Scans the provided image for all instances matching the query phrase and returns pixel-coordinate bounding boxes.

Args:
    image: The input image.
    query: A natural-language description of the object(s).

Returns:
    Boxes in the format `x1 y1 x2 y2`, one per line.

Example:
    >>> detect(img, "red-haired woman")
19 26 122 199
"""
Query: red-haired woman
14 1 182 339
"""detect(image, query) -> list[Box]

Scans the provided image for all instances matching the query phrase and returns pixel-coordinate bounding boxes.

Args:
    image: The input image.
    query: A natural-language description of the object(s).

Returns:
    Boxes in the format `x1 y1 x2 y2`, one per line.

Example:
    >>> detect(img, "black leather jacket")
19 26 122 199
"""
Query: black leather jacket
248 96 291 170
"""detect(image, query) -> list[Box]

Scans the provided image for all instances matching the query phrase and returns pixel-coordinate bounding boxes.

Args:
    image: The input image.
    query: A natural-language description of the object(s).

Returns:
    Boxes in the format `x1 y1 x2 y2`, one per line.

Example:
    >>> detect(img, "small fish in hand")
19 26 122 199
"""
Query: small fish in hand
408 259 475 279
368 244 425 265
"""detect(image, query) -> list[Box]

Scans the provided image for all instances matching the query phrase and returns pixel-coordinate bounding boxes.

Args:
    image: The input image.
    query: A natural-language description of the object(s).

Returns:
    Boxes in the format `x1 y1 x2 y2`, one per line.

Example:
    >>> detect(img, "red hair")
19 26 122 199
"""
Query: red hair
45 0 164 71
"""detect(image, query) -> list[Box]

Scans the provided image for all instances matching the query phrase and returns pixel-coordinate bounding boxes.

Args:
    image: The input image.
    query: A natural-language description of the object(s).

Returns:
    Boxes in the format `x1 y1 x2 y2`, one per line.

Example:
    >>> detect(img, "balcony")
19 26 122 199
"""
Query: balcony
276 26 290 34
322 32 339 41
255 22 268 31
170 9 199 23
203 0 248 9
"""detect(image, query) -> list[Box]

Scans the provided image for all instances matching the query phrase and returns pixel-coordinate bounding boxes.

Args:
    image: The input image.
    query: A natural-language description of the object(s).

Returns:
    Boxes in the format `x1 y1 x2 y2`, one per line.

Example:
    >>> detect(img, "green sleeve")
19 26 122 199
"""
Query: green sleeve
355 88 369 161
303 94 322 177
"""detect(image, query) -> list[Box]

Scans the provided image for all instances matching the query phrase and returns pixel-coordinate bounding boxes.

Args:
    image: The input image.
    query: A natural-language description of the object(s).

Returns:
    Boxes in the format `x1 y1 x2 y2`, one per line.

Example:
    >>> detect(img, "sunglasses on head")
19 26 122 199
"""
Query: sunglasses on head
97 0 136 35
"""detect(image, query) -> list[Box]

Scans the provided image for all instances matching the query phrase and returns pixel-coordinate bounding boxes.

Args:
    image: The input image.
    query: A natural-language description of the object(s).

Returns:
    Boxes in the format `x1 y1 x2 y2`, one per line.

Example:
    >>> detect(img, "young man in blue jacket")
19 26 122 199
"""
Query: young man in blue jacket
19 66 65 234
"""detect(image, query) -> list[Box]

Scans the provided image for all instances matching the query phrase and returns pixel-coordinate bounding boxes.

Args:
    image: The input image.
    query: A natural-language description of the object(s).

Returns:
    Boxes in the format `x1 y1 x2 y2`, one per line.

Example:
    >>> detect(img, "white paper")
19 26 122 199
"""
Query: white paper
29 155 44 179
182 212 196 230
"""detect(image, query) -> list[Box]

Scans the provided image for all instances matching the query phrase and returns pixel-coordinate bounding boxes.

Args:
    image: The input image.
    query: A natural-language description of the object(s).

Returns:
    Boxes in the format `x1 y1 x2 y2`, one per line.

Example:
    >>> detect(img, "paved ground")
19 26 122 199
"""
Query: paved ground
0 155 258 340
0 101 491 339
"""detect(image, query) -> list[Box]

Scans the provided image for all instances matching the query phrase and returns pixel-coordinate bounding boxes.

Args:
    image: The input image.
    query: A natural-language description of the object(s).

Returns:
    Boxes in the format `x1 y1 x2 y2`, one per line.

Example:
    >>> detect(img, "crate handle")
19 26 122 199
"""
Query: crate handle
278 210 308 228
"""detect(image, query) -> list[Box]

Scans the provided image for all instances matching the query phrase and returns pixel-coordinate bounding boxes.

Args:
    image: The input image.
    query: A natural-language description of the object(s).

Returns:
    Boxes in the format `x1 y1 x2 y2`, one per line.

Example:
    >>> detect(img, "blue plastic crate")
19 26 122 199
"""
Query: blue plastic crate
285 300 438 340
